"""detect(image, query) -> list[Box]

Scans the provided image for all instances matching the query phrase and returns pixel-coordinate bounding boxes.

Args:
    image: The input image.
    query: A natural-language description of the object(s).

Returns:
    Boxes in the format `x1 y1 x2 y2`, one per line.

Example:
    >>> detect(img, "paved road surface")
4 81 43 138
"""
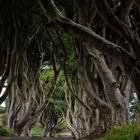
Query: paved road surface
56 132 73 138
0 132 93 140
0 137 91 140
0 137 71 140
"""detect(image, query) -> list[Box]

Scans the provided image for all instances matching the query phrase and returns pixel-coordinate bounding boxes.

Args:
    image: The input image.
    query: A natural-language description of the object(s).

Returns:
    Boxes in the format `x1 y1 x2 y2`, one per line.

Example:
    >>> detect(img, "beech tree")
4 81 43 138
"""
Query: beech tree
38 0 140 97
0 0 62 135
38 0 140 138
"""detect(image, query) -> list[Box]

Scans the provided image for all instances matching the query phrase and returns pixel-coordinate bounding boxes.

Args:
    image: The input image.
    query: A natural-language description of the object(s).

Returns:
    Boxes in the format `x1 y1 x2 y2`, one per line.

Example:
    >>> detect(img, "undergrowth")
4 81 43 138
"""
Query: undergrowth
0 125 15 136
104 124 139 140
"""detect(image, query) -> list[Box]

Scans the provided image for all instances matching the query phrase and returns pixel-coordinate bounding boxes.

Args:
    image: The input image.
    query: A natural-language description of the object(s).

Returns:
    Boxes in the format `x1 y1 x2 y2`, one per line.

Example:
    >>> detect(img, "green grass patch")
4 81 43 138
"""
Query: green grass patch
104 124 139 140
55 120 69 134
31 121 69 136
0 125 16 136
31 123 43 136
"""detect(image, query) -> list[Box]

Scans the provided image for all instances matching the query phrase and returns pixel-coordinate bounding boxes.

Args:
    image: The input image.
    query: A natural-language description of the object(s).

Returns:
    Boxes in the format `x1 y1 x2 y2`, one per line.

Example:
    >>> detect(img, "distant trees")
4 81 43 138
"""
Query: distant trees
40 69 66 137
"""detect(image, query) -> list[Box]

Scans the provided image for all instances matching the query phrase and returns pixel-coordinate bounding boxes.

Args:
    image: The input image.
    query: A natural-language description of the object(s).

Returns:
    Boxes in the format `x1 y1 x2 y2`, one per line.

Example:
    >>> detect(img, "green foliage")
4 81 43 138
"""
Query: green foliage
40 68 54 84
61 33 77 76
39 68 67 134
31 124 43 136
0 125 15 136
54 120 69 133
104 124 139 140
0 106 6 114
0 114 7 125
130 95 140 123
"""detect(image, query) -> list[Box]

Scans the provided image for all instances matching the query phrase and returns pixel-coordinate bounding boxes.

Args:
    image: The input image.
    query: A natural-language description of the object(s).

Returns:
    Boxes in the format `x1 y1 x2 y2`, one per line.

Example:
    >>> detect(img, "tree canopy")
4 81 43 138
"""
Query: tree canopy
0 0 140 139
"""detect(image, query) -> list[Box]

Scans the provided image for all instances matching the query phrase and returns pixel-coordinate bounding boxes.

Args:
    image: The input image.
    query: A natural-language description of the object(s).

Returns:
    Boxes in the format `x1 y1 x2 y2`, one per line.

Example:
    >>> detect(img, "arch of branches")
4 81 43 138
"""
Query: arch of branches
0 0 140 138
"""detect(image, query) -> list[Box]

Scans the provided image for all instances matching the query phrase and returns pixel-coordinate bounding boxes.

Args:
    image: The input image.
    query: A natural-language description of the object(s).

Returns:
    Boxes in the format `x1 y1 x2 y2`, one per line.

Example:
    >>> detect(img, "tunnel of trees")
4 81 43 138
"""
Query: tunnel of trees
0 0 140 139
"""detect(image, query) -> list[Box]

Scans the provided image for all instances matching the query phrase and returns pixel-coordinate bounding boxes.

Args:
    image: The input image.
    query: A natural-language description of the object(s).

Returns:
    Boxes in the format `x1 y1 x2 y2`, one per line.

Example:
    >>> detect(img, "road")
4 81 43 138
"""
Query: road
0 136 91 140
0 132 95 140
